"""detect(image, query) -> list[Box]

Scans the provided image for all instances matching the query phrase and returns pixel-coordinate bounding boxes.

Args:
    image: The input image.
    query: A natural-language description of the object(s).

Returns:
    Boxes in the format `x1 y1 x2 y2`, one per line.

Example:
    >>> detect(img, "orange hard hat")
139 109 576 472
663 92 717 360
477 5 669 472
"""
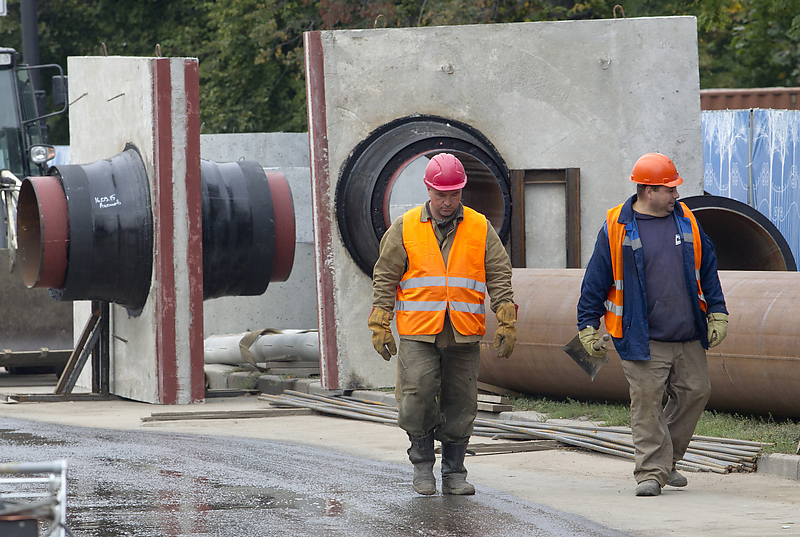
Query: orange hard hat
630 153 683 187
423 153 467 191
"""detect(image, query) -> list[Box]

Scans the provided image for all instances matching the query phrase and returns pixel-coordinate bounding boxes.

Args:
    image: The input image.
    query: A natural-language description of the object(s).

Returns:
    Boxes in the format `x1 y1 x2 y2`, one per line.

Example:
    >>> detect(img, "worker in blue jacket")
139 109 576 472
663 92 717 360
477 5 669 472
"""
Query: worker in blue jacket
577 153 728 497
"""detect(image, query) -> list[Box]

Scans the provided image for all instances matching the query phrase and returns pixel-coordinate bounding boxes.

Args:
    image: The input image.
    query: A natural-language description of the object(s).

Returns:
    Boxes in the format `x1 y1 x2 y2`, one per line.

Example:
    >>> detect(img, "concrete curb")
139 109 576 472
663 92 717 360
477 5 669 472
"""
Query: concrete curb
758 453 800 481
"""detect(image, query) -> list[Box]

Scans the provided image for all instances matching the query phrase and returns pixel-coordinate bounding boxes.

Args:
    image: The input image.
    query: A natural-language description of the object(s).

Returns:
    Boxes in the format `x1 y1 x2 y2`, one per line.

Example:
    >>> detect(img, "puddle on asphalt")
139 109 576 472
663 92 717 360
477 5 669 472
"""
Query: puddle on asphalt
68 482 347 536
0 428 67 446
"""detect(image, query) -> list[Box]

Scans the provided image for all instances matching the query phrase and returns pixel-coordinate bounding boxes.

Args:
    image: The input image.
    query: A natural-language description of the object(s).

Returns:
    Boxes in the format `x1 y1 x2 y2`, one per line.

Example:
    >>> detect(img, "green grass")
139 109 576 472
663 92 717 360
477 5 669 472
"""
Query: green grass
510 396 800 455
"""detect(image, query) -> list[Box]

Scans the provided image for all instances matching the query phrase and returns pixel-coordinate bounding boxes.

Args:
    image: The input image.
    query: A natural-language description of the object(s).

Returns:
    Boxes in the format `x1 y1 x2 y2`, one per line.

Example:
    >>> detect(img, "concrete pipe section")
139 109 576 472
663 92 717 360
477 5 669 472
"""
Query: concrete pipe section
18 146 296 315
480 269 800 418
336 115 510 275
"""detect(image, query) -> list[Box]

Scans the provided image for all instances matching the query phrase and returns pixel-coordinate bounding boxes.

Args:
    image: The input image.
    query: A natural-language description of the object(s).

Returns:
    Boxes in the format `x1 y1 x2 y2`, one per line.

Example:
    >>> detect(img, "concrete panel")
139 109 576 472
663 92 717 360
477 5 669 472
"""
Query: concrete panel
200 132 310 168
203 242 317 334
307 18 703 390
68 56 204 404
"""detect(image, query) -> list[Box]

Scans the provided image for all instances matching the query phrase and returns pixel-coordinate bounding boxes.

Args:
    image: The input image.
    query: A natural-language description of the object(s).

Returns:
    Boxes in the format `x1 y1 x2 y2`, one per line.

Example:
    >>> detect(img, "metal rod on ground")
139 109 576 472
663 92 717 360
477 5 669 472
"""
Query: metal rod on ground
259 394 397 425
271 391 400 421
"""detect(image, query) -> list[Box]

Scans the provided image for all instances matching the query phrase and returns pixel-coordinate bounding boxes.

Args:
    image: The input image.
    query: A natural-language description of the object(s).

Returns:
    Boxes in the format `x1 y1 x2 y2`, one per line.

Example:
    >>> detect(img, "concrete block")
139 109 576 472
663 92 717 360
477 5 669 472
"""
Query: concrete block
204 364 237 391
307 381 328 395
351 390 397 408
381 393 397 408
257 375 287 395
758 454 800 480
292 378 318 394
350 390 385 404
227 371 260 390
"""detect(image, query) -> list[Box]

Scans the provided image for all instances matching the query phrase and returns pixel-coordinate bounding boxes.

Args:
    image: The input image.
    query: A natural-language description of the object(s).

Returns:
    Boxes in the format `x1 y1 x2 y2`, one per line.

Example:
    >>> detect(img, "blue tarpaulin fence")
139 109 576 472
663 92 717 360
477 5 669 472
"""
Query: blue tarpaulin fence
702 109 800 268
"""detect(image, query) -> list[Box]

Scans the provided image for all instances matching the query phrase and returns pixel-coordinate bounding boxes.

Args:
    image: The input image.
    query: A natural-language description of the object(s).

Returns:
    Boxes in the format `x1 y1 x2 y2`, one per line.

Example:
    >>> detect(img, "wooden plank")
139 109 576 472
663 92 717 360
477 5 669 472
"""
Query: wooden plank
477 381 522 398
478 394 510 405
141 408 315 422
1 393 116 403
205 389 259 398
477 401 514 413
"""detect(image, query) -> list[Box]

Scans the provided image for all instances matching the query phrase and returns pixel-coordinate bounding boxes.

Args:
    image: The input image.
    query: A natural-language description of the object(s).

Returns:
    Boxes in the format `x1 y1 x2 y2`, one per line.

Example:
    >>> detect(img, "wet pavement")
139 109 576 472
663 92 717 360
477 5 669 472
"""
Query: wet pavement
0 417 629 537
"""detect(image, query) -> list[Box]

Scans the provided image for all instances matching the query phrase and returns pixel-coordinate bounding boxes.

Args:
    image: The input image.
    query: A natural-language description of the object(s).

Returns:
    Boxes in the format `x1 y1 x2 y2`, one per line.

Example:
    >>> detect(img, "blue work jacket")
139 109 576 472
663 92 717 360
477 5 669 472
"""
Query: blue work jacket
577 195 728 361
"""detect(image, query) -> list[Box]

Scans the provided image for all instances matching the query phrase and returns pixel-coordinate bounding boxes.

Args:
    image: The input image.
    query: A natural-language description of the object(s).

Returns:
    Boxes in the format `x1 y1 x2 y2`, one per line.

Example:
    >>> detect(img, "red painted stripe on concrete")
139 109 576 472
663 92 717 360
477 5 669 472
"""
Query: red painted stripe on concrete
184 59 205 403
153 58 178 404
304 31 339 390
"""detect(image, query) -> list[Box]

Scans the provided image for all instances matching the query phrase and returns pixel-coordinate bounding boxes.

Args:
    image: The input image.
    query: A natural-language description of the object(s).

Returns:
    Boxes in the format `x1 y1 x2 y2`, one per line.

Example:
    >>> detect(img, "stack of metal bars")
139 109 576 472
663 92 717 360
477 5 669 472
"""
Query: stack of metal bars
259 390 769 474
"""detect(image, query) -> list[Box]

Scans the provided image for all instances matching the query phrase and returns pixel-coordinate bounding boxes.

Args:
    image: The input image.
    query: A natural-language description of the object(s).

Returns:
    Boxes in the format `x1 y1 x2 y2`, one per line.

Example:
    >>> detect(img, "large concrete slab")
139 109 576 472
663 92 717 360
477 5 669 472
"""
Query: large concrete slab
306 17 703 389
69 56 204 404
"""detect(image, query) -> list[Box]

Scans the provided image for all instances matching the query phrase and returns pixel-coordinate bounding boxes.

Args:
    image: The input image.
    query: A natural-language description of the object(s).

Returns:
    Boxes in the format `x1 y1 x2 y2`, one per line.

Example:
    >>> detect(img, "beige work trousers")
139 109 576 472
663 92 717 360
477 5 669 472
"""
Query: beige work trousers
621 340 710 486
395 339 480 444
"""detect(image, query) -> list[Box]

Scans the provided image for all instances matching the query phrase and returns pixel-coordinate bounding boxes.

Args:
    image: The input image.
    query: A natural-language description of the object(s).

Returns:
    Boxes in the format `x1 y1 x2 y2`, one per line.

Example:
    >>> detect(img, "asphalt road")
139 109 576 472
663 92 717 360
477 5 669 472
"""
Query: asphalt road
0 416 628 537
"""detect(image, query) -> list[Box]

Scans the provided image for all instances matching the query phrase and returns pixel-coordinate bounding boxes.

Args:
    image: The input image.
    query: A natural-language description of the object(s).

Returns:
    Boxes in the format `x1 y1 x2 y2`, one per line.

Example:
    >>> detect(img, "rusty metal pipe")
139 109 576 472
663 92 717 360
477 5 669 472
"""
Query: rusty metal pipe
480 269 800 418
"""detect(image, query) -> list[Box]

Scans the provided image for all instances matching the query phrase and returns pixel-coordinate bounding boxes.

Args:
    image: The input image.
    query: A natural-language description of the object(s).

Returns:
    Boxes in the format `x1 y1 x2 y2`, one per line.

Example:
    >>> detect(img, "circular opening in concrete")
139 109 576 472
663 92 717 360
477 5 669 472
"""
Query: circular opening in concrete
336 115 510 276
384 151 504 230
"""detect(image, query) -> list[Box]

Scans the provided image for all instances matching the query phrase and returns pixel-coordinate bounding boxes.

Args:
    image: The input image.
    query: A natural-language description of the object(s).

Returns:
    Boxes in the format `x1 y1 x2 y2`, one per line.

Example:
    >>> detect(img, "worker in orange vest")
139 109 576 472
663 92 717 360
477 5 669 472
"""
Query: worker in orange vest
577 153 728 497
369 152 517 496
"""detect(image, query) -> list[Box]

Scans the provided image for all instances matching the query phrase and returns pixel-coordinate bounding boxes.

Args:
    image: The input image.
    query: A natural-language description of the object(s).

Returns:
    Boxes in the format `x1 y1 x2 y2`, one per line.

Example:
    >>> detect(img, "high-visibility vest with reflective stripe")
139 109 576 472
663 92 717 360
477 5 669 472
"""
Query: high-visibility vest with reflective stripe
396 205 487 336
604 201 707 338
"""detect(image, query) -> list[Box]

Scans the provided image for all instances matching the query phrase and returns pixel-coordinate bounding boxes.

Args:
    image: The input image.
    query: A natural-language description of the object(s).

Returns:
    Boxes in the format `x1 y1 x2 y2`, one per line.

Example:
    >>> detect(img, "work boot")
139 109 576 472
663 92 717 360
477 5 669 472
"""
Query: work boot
667 467 688 487
441 442 475 495
407 432 436 495
635 479 661 497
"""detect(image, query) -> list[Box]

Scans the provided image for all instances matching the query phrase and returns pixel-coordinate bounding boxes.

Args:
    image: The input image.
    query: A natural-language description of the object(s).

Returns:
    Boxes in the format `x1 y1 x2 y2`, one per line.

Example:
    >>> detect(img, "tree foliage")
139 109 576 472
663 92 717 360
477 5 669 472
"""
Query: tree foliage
1 0 798 142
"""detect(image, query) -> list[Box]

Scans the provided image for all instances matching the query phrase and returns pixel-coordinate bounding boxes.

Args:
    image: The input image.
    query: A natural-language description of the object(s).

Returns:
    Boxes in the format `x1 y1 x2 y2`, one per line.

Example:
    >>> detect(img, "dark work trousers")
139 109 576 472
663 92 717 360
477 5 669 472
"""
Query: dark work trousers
395 339 480 444
621 339 711 486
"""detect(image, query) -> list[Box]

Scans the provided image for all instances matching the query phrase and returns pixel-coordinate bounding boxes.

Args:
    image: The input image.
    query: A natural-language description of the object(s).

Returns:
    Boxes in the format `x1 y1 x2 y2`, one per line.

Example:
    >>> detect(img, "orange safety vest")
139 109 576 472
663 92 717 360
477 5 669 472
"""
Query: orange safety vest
396 205 488 336
604 201 707 338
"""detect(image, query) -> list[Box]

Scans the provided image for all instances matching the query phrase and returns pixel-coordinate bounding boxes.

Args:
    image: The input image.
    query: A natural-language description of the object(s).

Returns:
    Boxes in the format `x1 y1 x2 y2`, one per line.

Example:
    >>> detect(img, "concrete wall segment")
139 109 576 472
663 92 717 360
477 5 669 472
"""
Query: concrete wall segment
68 56 160 402
68 56 203 404
308 17 704 389
199 132 310 168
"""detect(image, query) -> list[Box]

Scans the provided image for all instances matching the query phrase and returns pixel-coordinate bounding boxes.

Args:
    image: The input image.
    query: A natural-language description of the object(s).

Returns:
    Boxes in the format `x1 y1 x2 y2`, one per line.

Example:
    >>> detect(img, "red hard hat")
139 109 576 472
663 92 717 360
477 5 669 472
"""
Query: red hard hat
423 153 467 191
630 153 683 187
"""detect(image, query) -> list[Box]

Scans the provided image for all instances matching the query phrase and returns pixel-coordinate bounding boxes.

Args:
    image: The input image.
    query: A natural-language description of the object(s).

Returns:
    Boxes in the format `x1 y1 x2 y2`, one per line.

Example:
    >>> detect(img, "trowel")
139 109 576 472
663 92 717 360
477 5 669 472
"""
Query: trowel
561 333 611 381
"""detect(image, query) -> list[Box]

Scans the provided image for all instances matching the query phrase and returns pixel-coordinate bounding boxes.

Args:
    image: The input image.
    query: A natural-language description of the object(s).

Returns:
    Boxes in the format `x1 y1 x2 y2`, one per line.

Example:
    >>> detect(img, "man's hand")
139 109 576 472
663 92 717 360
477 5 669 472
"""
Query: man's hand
579 326 608 358
493 302 517 359
368 307 397 361
707 312 728 348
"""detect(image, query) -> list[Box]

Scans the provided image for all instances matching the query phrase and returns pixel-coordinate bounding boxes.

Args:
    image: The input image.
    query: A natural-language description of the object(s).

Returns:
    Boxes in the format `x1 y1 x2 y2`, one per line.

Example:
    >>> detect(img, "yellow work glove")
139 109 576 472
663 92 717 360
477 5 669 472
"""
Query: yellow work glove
368 307 397 361
493 302 517 359
707 312 728 348
579 326 608 359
